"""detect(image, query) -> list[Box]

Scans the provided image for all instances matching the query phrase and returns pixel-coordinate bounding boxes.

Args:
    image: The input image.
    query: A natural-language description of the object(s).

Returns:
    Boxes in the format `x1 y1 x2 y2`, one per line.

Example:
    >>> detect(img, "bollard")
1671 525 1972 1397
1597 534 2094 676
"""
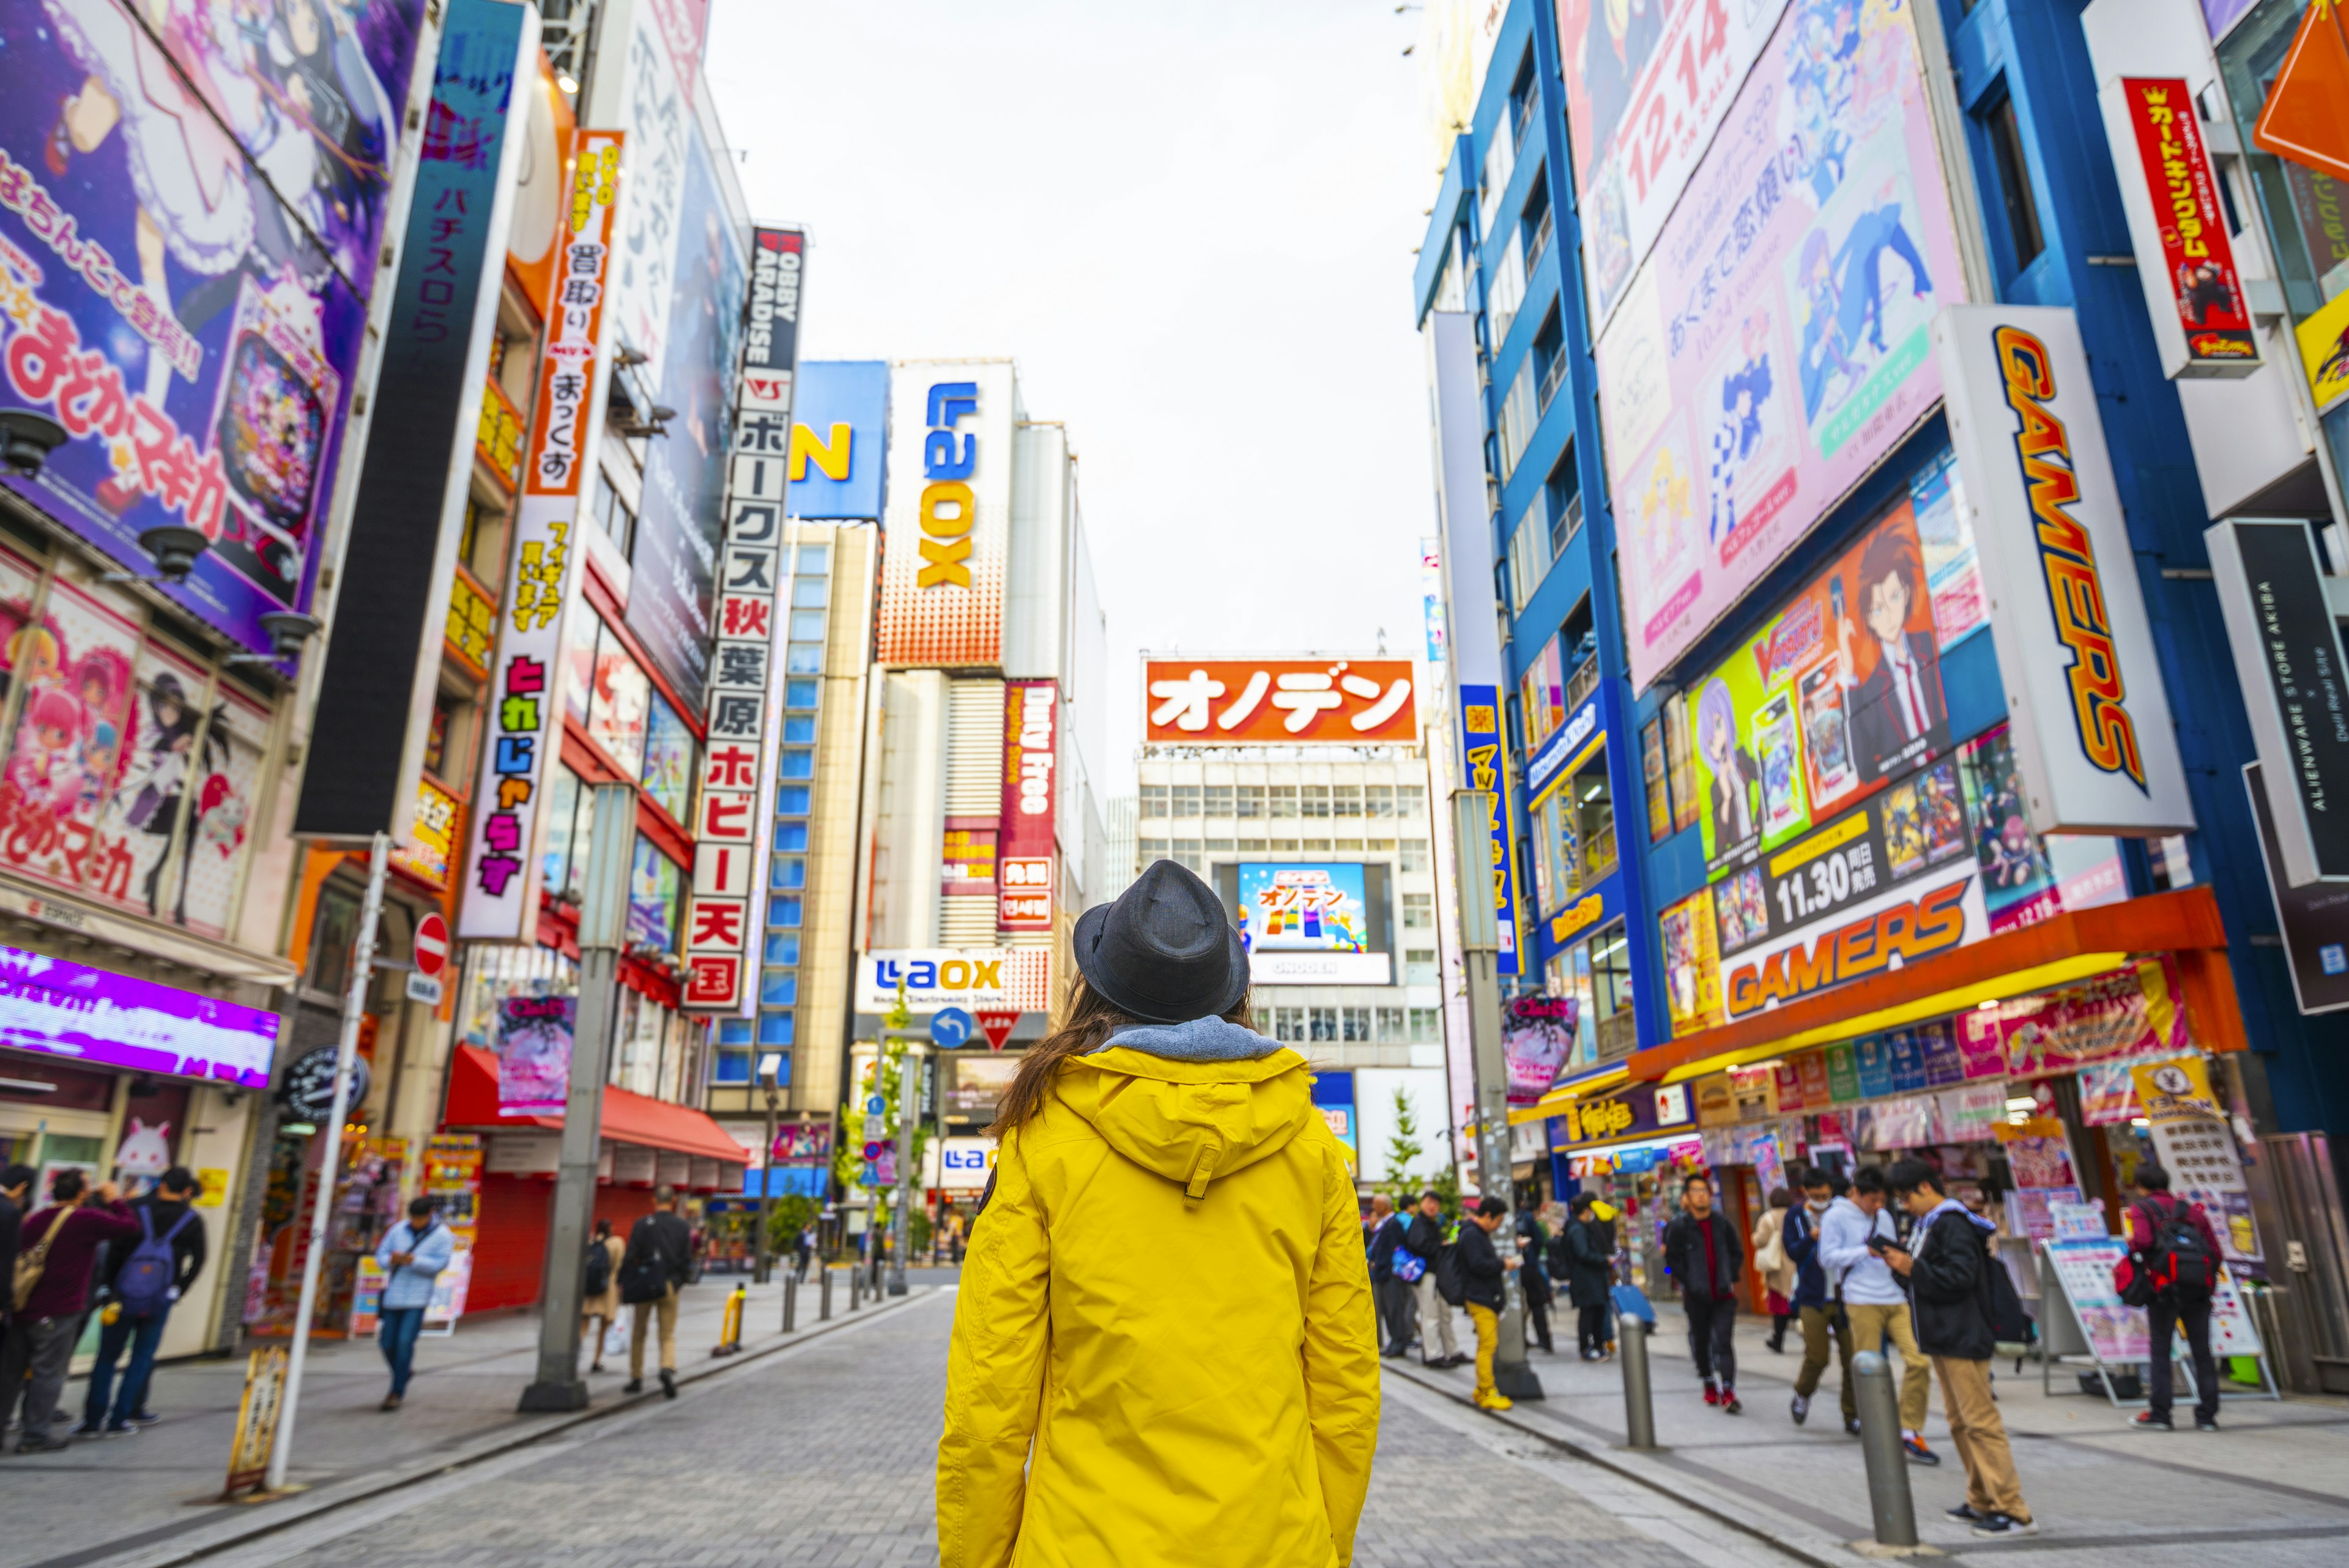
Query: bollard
782 1273 798 1334
1619 1317 1658 1451
850 1264 863 1311
820 1266 834 1321
1852 1351 1920 1549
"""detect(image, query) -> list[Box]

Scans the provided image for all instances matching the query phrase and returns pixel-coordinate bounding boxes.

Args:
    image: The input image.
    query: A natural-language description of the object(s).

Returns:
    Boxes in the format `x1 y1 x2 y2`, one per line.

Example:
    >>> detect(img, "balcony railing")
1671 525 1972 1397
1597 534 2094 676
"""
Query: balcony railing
1524 208 1553 280
1513 92 1538 150
1537 349 1567 414
1565 652 1600 713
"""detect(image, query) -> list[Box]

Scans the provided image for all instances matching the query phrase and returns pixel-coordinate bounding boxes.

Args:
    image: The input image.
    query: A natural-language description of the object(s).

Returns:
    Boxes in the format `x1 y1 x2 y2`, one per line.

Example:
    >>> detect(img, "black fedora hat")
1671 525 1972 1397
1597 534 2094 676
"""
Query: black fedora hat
1072 859 1250 1024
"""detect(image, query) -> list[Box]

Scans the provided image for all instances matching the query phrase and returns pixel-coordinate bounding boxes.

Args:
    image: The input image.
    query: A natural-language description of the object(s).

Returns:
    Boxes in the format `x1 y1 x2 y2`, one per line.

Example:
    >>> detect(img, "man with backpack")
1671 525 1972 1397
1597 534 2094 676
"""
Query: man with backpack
620 1186 694 1397
4 1170 138 1452
1403 1190 1462 1368
1661 1173 1745 1414
76 1166 207 1436
2121 1164 2224 1432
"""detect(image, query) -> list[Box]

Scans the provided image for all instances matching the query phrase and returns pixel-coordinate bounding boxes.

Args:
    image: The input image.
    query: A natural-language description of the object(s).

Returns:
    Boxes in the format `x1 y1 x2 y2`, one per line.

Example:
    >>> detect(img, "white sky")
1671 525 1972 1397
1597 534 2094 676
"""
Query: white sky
706 0 1443 797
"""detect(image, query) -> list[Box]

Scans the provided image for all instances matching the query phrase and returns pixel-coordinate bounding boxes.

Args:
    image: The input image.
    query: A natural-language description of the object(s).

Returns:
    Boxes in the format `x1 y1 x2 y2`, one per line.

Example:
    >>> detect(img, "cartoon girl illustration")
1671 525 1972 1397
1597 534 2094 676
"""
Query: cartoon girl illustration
7 689 90 813
1697 677 1761 853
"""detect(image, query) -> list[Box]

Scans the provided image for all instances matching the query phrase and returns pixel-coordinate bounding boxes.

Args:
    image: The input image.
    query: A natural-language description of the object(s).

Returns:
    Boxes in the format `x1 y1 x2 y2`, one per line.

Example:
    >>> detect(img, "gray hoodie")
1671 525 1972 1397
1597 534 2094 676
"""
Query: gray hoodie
1817 1194 1904 1306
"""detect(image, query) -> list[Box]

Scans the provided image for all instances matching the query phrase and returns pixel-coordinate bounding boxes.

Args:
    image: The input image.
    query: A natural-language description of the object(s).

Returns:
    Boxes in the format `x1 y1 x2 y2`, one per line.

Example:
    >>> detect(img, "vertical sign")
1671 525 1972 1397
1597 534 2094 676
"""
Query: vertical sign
2112 78 2260 377
998 680 1057 931
876 362 1015 666
684 228 804 1011
457 131 625 939
1458 685 1523 976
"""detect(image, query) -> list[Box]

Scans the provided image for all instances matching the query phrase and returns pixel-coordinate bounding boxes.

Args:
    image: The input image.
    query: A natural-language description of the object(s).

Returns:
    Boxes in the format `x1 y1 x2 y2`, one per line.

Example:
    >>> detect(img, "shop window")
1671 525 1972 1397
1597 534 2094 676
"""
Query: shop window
1299 785 1330 818
1409 1007 1440 1042
1642 717 1672 842
1309 1007 1339 1042
1405 947 1438 986
1403 892 1434 929
1376 1006 1406 1039
1400 838 1429 873
771 856 806 890
1574 745 1616 886
774 821 808 853
1980 89 2046 273
780 749 814 779
1589 920 1635 1059
776 785 811 814
770 894 802 927
1269 786 1299 818
1235 784 1266 818
764 932 800 965
783 714 817 743
1140 784 1169 818
1203 784 1234 817
758 1011 795 1046
785 678 818 709
1171 784 1202 818
713 1051 752 1084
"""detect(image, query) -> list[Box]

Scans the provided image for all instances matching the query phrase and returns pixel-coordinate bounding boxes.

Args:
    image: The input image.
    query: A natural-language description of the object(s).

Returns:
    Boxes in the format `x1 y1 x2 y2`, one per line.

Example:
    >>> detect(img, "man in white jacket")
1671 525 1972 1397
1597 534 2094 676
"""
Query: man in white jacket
1818 1165 1936 1463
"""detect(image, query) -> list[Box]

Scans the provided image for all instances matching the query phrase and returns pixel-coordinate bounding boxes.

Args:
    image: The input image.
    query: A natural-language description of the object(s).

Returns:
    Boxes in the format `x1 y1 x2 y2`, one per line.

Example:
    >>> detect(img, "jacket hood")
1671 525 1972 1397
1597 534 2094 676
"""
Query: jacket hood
1053 1037 1317 1199
1093 1015 1283 1063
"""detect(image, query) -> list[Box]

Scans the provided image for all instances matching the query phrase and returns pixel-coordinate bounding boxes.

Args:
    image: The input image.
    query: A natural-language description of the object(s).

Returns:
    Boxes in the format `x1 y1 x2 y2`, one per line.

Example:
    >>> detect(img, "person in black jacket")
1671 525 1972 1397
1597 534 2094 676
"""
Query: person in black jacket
1783 1166 1856 1430
1403 1191 1461 1368
0 1164 31 1388
620 1186 694 1397
1456 1197 1517 1411
1661 1173 1745 1413
1364 1195 1417 1359
1514 1208 1555 1354
1564 1195 1618 1358
77 1166 207 1435
1885 1160 2035 1540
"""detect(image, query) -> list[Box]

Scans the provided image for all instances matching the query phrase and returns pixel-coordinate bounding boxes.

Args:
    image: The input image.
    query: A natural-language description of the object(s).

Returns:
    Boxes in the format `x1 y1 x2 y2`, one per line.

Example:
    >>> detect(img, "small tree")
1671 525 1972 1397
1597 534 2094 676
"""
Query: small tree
1429 1161 1463 1219
1381 1086 1424 1202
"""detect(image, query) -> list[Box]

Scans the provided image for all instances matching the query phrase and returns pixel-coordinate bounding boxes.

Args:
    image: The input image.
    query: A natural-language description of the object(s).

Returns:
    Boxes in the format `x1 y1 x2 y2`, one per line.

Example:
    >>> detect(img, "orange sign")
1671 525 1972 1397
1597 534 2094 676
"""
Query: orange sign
2253 1 2349 184
1143 659 1418 745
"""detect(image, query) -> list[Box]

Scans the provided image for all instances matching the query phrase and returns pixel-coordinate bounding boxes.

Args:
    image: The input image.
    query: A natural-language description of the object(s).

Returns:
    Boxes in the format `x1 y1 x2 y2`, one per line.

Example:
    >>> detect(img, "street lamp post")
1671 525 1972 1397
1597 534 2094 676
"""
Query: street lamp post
888 1036 919 1296
752 1053 781 1284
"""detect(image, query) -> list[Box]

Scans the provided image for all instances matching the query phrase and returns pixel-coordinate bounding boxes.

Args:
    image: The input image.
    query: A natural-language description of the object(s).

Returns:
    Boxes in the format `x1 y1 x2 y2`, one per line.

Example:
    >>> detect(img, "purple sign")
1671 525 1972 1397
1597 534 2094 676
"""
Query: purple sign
0 0 429 655
0 943 279 1087
495 992 574 1116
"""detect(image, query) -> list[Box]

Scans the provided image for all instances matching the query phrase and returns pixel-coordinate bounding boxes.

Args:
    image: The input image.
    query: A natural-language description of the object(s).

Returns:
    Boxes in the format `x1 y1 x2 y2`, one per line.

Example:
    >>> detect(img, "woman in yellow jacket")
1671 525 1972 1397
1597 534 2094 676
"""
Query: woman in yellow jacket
938 861 1381 1568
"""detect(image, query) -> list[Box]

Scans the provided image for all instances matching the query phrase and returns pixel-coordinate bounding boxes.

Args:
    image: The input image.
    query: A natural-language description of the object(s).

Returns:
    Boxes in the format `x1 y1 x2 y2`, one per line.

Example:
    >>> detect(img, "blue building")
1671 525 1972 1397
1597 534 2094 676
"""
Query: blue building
1419 0 2349 1385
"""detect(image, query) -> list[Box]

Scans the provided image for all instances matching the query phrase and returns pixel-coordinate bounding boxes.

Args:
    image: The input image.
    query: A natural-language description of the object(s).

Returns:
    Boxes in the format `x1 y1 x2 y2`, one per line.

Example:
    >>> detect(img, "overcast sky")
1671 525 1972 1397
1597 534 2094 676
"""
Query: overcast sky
705 0 1443 797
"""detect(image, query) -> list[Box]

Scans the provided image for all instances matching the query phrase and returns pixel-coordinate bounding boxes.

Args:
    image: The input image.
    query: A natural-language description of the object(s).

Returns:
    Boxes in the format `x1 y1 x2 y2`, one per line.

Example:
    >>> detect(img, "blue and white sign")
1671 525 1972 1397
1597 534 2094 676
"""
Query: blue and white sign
786 360 889 519
865 1095 888 1117
929 1006 976 1049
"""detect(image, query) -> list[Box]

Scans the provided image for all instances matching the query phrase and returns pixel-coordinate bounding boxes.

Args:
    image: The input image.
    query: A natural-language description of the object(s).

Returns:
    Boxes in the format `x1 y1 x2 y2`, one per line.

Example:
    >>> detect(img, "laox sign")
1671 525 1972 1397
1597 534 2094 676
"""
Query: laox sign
917 382 979 587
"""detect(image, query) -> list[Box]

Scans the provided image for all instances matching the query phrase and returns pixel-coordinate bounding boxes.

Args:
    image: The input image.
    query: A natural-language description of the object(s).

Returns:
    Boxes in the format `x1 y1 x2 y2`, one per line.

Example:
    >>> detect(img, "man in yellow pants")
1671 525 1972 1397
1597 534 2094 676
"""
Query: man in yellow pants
1455 1196 1519 1411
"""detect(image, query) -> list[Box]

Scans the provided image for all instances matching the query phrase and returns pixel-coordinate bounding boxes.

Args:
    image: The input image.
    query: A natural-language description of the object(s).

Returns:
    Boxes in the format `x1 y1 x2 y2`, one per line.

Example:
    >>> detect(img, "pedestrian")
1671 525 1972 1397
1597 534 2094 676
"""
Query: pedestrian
4 1170 138 1452
795 1224 815 1280
1405 1188 1464 1367
581 1217 624 1373
1661 1172 1744 1413
1453 1195 1518 1411
1515 1203 1555 1354
1824 1165 1937 1463
1784 1166 1857 1432
935 860 1376 1568
1364 1193 1419 1359
76 1165 206 1436
2121 1162 2224 1432
1753 1186 1796 1351
1562 1192 1613 1359
373 1195 454 1412
0 1162 31 1405
1883 1159 2035 1539
619 1185 693 1397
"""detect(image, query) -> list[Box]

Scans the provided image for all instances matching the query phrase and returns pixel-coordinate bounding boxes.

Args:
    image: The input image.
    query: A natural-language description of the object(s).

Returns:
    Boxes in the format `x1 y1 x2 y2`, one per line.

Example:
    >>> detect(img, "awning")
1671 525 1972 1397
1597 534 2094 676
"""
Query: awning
442 1045 749 1164
1622 886 2238 1087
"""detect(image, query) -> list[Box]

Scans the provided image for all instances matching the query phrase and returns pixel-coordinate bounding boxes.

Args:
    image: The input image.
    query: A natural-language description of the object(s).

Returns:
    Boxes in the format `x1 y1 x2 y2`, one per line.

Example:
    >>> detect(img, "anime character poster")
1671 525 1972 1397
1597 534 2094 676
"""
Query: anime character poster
495 992 574 1117
0 1 429 655
1596 0 1965 693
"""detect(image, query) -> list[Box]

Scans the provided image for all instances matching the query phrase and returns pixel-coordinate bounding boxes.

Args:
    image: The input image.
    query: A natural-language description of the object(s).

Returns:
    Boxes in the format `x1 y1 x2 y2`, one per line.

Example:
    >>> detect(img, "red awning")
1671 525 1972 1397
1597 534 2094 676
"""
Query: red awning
442 1045 748 1164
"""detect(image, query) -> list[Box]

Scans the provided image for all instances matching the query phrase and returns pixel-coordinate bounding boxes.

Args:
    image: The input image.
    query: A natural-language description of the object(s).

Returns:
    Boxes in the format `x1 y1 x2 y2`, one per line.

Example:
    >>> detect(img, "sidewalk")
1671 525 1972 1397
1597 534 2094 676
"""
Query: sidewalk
1395 1301 2349 1562
1 1266 942 1568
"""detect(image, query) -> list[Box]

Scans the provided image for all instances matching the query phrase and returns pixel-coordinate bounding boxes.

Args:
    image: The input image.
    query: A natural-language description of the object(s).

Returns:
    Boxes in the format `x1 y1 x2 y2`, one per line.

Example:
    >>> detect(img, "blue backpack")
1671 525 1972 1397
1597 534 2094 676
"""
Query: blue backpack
115 1205 193 1316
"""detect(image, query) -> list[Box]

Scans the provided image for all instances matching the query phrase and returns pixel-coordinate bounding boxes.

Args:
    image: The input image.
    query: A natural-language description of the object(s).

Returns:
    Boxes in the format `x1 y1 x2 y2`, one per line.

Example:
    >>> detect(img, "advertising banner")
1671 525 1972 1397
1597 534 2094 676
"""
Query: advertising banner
1459 685 1524 976
1236 863 1391 985
1720 850 1985 1022
1600 0 1964 692
683 226 801 1011
494 992 574 1115
2045 1235 2152 1363
0 942 278 1087
998 679 1056 931
787 360 888 519
877 360 1014 667
458 130 624 940
2129 1053 2257 1263
1556 0 1791 330
1935 304 2195 836
0 0 429 654
2244 762 2349 1014
2109 77 2260 376
1502 994 1578 1105
1145 658 1417 743
1685 450 1983 874
858 949 1013 1013
1660 885 1724 1035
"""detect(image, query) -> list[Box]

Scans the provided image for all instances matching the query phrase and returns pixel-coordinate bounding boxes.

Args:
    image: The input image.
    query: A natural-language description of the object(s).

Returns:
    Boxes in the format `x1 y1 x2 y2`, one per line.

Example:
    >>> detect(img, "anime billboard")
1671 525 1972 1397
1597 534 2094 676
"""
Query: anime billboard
0 0 428 655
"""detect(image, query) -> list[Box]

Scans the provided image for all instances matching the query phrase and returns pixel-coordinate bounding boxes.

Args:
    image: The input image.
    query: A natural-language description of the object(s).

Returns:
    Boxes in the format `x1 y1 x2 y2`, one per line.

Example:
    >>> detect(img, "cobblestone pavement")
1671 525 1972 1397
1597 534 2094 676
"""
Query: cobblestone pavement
177 1287 1800 1568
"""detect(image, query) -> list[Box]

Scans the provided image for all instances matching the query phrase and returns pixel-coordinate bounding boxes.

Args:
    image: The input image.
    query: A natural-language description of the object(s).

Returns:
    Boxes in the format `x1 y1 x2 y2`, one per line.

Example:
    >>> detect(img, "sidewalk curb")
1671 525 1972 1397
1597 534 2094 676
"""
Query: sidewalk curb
1383 1360 1876 1567
81 1286 941 1568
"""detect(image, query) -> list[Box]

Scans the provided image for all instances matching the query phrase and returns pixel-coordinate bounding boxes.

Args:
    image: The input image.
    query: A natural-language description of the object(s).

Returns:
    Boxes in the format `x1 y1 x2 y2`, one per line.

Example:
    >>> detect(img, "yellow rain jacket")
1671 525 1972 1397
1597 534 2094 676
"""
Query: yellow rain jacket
937 1039 1380 1568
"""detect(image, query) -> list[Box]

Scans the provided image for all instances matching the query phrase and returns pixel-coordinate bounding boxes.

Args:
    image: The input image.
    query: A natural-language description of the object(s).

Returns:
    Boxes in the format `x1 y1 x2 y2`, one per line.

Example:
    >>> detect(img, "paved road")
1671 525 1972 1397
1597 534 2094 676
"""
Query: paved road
173 1285 1797 1568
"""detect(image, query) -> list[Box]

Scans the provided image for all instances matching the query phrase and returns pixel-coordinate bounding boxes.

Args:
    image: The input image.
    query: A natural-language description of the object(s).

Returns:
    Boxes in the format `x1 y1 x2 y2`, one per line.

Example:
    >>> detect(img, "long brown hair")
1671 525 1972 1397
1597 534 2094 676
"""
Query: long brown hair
985 977 1255 1139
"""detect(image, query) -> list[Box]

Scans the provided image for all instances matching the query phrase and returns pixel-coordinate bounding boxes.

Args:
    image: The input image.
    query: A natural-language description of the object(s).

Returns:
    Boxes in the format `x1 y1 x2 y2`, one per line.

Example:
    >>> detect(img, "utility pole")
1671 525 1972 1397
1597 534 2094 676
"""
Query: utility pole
888 1034 920 1296
520 781 635 1412
268 833 389 1493
1451 790 1543 1401
752 1053 782 1284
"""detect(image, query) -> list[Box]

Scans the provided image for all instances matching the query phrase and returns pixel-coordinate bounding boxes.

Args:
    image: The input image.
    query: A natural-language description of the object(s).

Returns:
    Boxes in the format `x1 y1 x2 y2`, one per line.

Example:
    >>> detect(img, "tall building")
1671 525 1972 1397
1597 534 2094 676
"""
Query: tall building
1419 0 2349 1377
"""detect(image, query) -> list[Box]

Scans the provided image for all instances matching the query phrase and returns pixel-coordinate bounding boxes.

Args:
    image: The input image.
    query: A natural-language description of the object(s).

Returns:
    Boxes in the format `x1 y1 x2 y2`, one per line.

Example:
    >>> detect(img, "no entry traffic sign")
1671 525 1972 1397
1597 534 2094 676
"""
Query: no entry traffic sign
414 912 449 978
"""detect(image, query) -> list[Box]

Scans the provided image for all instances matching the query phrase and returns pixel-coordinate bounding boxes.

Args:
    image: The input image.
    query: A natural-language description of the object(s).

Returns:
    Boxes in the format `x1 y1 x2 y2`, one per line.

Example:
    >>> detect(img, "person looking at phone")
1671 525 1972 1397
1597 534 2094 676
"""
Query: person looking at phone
1817 1165 1934 1460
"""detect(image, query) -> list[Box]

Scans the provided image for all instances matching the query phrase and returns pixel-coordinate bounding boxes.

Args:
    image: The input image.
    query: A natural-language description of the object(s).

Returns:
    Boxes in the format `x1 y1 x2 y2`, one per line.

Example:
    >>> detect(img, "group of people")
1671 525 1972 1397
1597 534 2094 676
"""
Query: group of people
2 1164 207 1452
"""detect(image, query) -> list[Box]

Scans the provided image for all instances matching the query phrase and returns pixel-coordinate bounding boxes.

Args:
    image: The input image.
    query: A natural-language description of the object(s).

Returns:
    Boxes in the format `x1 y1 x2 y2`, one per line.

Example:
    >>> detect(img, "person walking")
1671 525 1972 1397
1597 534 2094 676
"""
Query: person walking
581 1217 624 1374
0 1163 30 1422
937 860 1378 1568
1456 1195 1518 1411
1364 1194 1418 1359
2121 1163 2224 1431
1784 1166 1857 1432
76 1165 206 1436
4 1171 138 1452
795 1224 815 1280
1562 1193 1613 1359
1661 1173 1744 1413
373 1196 454 1412
1405 1189 1463 1368
1753 1186 1796 1352
1824 1165 1937 1463
620 1186 693 1398
1514 1204 1555 1354
1883 1160 2035 1539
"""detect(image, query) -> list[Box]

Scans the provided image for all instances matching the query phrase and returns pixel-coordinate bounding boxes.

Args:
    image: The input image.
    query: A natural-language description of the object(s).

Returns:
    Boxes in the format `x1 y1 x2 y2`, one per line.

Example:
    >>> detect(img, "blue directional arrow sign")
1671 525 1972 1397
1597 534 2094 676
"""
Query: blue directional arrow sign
930 1006 976 1049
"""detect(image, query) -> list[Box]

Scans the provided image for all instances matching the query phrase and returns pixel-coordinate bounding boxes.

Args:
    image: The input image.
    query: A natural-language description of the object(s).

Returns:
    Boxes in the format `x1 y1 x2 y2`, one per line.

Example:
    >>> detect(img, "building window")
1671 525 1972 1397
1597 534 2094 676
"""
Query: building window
1203 784 1234 817
781 713 816 743
1299 785 1330 818
1642 717 1672 843
786 678 818 708
770 894 802 927
792 576 829 608
1273 1006 1308 1042
1139 838 1169 862
758 1011 795 1047
789 609 825 641
786 641 823 675
713 1051 751 1084
1590 920 1635 1059
1496 357 1537 478
1409 1007 1440 1042
798 542 829 573
1342 1007 1373 1042
1376 1006 1406 1040
1403 893 1434 929
1309 1007 1339 1042
1366 785 1395 819
765 933 800 965
1171 784 1202 818
1400 838 1429 874
1983 89 2046 272
780 749 814 779
776 785 811 814
1236 784 1266 818
1396 784 1425 818
1269 786 1299 819
771 856 806 890
1331 784 1363 817
774 821 808 852
1172 839 1204 872
1405 947 1438 986
760 968 797 1006
1140 783 1169 819
1663 693 1699 834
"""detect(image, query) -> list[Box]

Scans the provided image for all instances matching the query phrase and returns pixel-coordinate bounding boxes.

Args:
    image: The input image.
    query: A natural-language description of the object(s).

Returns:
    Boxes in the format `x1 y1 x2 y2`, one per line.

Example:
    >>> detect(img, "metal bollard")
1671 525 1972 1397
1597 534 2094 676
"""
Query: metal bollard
1619 1317 1658 1450
782 1273 798 1334
850 1264 863 1311
1852 1351 1920 1548
820 1266 833 1321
